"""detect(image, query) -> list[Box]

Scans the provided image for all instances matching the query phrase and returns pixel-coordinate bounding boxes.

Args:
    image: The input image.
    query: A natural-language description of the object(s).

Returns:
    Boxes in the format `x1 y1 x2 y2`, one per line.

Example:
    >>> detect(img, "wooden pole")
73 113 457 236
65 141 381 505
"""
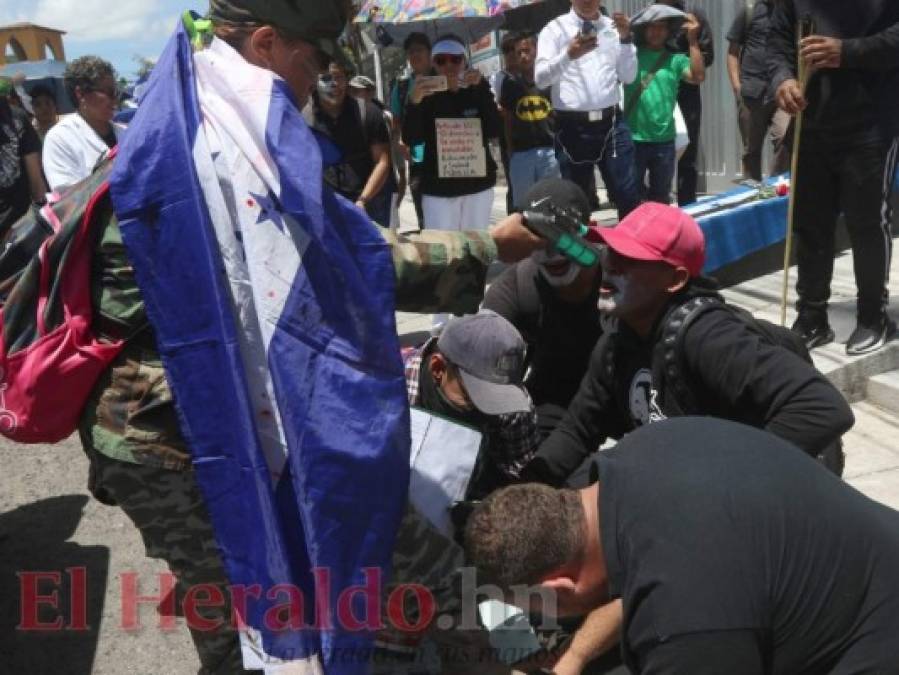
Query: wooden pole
780 18 813 326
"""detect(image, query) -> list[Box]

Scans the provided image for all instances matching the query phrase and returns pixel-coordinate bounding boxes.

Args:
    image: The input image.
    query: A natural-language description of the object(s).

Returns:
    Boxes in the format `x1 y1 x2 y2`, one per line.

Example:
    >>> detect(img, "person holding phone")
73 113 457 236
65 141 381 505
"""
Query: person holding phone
536 0 641 220
402 34 502 234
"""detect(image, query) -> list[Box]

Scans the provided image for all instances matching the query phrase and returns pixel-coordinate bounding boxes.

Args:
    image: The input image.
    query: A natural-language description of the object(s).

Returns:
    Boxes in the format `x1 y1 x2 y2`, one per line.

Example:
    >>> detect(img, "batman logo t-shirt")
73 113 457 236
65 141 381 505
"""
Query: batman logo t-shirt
500 75 555 153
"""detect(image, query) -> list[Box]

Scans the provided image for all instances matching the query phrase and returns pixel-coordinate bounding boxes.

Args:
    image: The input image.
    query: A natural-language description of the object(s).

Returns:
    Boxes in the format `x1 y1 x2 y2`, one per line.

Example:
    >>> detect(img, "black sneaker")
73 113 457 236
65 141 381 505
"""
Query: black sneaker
791 314 835 350
846 316 897 356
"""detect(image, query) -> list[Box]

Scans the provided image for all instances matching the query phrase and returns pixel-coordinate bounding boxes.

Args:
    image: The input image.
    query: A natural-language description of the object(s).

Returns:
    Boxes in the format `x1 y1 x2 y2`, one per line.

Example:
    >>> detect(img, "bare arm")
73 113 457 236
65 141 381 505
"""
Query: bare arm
23 152 48 202
552 600 623 675
682 14 707 85
727 42 742 97
358 142 390 209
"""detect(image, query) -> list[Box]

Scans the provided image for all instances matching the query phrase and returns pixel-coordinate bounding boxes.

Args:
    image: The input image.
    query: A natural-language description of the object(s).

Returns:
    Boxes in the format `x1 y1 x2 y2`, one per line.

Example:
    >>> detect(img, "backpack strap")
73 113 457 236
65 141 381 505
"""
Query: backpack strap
656 295 724 416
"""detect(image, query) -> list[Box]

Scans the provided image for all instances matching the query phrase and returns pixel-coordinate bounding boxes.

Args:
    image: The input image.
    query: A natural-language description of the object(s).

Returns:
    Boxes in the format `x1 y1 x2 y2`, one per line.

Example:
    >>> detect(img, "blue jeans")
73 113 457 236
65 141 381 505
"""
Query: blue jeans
509 147 561 209
634 140 676 205
555 113 640 219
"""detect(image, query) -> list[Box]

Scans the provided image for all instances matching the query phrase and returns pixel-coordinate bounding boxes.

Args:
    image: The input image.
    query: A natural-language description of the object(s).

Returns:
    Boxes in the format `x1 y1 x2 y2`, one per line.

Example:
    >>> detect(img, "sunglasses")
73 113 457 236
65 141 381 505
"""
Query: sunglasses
434 54 464 66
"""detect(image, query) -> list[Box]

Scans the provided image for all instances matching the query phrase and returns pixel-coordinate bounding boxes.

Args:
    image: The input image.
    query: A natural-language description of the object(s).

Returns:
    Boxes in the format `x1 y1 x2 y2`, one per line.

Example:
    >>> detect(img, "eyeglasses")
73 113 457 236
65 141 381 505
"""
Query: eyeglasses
87 86 119 99
434 54 464 66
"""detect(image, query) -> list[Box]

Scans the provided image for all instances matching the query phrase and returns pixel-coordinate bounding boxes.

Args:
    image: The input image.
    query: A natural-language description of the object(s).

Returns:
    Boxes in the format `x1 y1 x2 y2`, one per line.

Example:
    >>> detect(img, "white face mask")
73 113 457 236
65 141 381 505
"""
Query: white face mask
317 76 338 101
532 249 580 288
596 271 658 317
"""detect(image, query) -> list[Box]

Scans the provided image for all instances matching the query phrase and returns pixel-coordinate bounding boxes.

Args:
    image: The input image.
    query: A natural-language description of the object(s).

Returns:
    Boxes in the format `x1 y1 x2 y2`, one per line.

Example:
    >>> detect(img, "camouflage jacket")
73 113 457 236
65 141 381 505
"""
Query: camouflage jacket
80 213 498 470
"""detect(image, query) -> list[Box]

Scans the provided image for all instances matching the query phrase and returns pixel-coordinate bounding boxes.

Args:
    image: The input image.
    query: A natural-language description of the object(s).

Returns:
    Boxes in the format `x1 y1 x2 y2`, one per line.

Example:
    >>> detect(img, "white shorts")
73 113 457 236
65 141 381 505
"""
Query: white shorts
421 188 495 231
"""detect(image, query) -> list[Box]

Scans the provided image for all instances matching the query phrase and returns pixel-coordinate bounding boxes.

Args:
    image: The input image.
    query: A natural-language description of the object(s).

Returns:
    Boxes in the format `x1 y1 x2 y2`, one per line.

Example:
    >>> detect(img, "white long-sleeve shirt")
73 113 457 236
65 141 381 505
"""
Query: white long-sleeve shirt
536 10 638 112
42 113 125 192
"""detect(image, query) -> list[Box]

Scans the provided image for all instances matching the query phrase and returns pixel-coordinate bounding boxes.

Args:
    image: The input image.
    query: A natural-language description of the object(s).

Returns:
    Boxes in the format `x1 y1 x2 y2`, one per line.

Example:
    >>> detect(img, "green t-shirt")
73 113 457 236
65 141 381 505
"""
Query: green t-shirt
624 49 690 143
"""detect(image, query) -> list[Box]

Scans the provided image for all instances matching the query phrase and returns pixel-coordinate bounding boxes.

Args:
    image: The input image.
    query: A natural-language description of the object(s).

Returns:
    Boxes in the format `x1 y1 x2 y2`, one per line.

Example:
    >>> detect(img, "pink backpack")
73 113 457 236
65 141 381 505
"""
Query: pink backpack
0 157 125 443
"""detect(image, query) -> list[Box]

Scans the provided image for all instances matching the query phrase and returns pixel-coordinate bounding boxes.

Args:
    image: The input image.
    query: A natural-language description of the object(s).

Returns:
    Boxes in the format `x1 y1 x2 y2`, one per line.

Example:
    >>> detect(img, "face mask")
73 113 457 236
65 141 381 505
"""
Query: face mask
317 76 338 100
532 249 580 288
596 271 659 317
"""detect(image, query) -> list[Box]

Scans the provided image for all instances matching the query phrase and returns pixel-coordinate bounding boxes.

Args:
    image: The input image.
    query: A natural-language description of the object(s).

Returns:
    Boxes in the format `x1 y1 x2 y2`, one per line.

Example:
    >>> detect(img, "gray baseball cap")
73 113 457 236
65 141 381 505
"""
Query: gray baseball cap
437 310 531 416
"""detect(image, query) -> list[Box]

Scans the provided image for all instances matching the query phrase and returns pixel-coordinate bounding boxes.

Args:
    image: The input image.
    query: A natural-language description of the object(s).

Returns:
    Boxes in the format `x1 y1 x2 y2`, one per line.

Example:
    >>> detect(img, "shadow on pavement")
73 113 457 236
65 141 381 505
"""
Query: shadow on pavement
0 495 109 674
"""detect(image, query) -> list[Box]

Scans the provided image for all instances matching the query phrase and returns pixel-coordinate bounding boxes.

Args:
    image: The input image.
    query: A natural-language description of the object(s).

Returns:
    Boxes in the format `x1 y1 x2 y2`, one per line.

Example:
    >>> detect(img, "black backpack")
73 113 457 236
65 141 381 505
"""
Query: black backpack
658 296 812 416
655 296 844 475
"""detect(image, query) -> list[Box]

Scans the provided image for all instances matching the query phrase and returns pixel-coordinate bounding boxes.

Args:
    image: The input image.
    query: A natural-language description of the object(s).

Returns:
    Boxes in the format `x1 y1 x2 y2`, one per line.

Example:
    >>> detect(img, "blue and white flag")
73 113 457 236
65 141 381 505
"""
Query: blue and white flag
110 21 410 674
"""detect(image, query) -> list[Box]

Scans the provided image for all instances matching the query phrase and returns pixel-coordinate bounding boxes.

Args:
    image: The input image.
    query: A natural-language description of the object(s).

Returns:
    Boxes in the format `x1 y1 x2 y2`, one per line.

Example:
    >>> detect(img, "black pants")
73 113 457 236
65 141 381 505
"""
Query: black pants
556 113 640 221
676 85 702 206
409 163 424 228
794 126 898 323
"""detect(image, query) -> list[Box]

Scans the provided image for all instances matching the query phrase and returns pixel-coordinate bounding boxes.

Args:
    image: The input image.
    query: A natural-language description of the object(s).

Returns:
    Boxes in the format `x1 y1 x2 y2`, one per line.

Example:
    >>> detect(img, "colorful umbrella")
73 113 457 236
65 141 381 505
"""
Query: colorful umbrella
356 0 561 44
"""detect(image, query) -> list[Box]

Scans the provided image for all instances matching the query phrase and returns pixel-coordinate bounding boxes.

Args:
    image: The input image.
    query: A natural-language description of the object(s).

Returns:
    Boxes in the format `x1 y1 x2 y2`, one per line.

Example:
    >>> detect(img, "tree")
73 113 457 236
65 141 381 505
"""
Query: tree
133 55 156 80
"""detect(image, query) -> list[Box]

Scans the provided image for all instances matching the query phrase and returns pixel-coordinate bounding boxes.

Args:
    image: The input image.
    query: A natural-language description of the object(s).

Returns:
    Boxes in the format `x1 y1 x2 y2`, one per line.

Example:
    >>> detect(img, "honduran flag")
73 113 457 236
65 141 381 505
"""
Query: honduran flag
109 20 410 674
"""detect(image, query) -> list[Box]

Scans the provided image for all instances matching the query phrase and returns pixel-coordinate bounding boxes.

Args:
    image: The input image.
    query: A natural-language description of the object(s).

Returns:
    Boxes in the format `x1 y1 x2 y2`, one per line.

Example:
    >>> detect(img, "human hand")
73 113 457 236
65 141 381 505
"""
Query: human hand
463 69 483 87
491 213 545 262
567 33 598 60
410 78 439 104
732 84 742 102
612 12 631 40
398 140 411 162
800 35 842 69
355 199 367 211
684 13 701 44
776 78 807 115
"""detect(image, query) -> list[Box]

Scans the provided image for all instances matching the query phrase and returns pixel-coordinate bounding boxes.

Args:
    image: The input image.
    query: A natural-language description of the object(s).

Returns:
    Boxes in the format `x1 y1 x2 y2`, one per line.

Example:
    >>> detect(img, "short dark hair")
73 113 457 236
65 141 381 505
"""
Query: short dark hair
501 32 519 55
465 484 586 588
64 55 115 107
29 84 55 103
513 31 537 49
403 32 431 52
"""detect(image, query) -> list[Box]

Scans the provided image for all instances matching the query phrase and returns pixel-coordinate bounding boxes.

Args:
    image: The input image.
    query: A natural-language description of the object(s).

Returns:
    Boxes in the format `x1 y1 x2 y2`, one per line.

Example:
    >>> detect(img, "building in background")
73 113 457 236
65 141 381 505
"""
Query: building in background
0 23 66 66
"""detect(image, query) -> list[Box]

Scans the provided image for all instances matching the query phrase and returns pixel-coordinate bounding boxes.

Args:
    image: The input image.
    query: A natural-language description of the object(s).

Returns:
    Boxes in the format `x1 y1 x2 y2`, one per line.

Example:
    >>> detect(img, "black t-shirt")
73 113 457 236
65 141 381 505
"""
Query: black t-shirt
0 100 41 233
499 75 555 153
525 289 853 486
402 81 501 198
727 0 774 100
482 259 602 410
595 417 899 674
311 97 389 202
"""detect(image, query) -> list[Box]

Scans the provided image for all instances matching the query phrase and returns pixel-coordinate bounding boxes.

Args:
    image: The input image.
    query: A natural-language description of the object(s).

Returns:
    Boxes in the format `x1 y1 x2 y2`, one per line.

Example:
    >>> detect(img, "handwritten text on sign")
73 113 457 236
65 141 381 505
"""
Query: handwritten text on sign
436 118 487 179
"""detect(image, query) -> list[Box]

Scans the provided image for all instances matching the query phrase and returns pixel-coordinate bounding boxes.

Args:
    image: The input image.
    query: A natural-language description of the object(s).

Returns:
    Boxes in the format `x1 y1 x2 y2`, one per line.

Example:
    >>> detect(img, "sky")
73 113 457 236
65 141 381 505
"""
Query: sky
1 0 206 79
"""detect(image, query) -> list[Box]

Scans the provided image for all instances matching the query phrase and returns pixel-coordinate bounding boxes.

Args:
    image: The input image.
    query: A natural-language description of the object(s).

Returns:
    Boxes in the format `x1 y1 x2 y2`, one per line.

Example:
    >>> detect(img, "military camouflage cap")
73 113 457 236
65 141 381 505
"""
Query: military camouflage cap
208 0 351 57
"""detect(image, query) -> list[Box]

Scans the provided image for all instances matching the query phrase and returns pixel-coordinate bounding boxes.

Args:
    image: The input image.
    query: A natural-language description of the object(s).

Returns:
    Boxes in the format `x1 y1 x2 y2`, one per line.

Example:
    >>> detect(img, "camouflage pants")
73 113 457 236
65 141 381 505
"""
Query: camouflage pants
85 445 257 675
374 504 512 675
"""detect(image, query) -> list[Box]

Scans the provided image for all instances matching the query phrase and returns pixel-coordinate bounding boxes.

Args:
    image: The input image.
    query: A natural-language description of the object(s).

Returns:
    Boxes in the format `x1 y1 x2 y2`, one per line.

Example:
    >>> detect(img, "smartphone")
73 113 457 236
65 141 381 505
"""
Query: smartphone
799 15 816 39
580 19 597 38
418 75 448 92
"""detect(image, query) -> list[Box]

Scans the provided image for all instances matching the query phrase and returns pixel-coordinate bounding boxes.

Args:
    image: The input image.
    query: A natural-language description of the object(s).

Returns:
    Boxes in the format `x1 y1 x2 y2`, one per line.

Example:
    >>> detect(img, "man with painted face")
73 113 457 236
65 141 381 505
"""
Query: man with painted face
483 178 602 438
520 202 854 487
305 59 393 225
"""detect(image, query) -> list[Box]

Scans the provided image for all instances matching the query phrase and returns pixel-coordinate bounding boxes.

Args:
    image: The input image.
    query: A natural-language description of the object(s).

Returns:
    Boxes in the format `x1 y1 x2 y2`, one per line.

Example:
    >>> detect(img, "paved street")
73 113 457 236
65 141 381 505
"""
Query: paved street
2 188 898 673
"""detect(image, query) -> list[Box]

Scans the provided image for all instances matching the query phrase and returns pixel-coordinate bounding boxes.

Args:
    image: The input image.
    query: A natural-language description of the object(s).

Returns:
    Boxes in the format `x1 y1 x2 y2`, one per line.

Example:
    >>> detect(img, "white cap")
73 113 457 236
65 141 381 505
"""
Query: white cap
432 39 467 57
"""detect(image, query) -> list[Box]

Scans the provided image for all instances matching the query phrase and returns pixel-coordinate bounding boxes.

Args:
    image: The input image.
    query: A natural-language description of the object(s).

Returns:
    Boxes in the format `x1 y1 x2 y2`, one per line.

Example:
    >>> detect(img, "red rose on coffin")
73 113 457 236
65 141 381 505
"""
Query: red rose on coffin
775 183 790 197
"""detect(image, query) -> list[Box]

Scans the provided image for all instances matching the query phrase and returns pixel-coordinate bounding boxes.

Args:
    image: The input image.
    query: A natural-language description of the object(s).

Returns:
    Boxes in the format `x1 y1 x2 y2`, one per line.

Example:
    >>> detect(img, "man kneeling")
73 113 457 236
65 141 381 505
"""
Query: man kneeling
466 417 899 674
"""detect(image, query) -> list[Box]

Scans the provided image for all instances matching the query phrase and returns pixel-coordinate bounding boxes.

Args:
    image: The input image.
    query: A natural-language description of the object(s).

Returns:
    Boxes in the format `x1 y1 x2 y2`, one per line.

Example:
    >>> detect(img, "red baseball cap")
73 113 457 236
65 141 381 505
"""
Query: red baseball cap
591 203 706 277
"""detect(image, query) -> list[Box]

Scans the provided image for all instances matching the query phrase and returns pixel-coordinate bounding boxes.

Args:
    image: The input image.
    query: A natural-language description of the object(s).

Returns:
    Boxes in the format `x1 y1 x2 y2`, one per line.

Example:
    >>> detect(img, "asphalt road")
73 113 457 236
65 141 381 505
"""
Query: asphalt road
0 433 199 674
